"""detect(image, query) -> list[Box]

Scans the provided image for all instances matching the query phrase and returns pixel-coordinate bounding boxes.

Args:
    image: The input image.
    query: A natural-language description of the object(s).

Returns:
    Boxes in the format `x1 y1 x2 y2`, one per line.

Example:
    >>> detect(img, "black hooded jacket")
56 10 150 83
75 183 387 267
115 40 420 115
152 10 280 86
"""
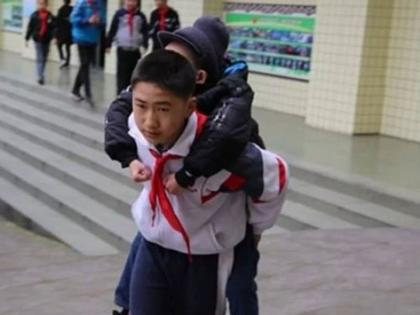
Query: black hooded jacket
25 10 56 43
104 61 264 187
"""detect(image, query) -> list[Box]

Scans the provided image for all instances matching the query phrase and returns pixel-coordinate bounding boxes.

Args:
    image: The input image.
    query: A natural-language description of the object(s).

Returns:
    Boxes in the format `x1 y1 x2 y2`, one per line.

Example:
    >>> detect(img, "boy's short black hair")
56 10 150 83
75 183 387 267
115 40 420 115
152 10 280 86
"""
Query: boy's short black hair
131 49 196 100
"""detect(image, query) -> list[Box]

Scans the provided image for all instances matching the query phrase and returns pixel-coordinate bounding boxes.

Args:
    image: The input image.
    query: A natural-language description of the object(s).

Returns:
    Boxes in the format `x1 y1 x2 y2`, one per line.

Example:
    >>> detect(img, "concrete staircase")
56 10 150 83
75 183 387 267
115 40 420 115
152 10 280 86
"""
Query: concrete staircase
1 75 420 256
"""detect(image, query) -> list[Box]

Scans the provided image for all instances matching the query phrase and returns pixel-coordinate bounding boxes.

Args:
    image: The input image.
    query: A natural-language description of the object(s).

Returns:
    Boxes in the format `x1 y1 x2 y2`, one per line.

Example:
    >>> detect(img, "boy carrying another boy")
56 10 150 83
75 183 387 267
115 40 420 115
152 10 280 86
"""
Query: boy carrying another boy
127 49 288 315
107 16 272 315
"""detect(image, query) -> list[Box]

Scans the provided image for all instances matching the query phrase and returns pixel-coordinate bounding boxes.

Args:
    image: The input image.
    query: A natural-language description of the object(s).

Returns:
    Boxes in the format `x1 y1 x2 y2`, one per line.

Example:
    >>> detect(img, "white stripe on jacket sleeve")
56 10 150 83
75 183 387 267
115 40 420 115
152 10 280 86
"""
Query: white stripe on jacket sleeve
248 151 289 235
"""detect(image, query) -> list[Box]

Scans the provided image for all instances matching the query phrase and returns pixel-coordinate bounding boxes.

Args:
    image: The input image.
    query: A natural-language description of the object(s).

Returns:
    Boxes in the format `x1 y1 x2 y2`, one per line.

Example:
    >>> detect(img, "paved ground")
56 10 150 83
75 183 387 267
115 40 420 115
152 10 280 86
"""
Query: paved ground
1 219 420 315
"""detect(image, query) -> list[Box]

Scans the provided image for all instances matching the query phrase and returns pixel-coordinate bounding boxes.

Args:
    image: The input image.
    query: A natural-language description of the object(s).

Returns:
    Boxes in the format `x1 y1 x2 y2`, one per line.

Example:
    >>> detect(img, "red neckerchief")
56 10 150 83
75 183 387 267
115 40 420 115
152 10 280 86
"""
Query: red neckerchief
158 7 168 31
38 9 49 38
127 9 136 36
149 150 192 259
148 113 208 262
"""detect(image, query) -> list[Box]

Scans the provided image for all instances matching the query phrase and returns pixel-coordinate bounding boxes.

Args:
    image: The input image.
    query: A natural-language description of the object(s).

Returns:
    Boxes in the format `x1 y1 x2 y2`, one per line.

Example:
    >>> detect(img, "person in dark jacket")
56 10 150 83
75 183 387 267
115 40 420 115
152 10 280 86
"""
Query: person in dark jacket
70 0 106 106
106 0 148 95
106 16 264 315
25 0 56 85
56 0 73 68
149 0 179 51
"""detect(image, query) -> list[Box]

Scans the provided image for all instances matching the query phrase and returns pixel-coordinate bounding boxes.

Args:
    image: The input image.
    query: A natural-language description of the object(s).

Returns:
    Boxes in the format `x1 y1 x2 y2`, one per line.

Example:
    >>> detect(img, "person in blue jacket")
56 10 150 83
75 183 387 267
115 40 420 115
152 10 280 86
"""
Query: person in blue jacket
70 0 105 106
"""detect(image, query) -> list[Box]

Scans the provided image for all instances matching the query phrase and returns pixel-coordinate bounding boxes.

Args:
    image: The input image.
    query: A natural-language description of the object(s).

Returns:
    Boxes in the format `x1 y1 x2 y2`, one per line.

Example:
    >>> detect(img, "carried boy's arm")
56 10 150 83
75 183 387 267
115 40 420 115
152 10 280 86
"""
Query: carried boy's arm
104 89 138 168
175 75 253 188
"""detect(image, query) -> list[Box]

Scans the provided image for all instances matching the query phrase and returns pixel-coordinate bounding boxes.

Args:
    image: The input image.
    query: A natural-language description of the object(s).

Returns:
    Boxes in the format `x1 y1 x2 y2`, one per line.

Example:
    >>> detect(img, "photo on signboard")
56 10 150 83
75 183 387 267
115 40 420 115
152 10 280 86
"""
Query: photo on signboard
224 2 316 80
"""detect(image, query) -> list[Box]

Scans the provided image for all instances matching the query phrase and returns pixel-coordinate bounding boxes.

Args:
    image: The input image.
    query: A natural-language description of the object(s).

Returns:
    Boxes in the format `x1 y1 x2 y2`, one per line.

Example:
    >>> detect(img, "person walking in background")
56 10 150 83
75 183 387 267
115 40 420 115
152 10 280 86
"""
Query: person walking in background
56 0 73 68
106 0 148 95
149 0 179 51
25 0 56 85
70 0 106 107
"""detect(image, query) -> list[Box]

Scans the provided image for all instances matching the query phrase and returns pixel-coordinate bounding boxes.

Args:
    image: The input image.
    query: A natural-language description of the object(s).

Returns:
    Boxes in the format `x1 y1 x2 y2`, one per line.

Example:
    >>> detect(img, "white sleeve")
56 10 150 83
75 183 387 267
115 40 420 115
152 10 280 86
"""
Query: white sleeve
248 152 289 235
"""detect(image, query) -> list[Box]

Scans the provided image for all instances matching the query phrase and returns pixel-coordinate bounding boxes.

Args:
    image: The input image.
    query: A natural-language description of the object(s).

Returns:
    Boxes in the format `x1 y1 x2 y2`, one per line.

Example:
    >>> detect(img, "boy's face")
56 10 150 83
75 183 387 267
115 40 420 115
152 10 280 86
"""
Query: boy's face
125 0 137 11
155 0 167 9
37 0 47 9
132 82 195 147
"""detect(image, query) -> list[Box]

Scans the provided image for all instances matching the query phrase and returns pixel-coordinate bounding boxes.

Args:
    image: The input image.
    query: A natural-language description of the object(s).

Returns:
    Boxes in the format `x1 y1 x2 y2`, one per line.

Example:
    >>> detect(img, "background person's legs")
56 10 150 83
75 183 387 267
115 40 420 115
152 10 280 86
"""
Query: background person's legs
72 45 88 97
83 44 96 101
72 44 95 100
116 48 141 95
34 42 50 84
34 42 43 82
40 43 50 81
65 43 71 66
57 42 64 61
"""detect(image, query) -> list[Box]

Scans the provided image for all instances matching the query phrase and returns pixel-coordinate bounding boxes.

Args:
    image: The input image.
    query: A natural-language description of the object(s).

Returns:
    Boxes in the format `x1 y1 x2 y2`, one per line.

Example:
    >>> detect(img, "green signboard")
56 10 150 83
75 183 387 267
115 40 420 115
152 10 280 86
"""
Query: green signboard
224 3 316 81
1 0 23 33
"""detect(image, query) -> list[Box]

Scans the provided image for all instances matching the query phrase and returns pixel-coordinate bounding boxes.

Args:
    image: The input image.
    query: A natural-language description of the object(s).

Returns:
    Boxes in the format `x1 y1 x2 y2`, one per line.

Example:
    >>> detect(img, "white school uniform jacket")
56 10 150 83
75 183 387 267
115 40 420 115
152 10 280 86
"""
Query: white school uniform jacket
128 112 288 256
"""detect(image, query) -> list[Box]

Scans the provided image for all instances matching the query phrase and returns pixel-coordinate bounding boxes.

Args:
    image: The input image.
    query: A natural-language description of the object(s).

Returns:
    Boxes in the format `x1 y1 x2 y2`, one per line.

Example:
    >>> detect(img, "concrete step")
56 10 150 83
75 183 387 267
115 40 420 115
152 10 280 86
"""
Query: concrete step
0 111 370 232
281 200 361 230
0 125 137 215
0 177 119 256
0 96 103 150
0 91 412 232
289 157 420 219
0 108 132 188
276 214 316 231
0 150 136 251
287 186 391 228
1 76 419 239
290 178 420 229
0 109 131 187
3 73 420 223
0 80 104 130
0 72 80 104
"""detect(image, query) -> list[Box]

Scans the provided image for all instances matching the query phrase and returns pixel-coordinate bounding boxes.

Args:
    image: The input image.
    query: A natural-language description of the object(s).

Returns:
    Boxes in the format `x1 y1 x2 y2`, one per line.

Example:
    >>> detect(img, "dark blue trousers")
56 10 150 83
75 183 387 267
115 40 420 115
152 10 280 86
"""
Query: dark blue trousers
115 224 259 315
130 237 219 315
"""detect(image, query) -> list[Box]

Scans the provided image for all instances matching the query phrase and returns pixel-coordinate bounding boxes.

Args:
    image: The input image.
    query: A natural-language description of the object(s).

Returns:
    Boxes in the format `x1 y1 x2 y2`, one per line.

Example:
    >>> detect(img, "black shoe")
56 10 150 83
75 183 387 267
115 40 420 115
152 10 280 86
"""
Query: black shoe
60 61 69 69
85 97 95 108
71 92 84 102
112 309 128 315
38 78 44 85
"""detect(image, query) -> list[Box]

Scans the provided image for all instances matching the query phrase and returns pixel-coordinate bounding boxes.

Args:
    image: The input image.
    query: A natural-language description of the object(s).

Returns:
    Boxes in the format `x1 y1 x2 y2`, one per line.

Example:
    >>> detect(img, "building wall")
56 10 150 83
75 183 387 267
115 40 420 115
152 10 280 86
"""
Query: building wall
381 0 420 142
0 0 24 53
306 0 369 134
353 0 393 134
0 31 22 53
